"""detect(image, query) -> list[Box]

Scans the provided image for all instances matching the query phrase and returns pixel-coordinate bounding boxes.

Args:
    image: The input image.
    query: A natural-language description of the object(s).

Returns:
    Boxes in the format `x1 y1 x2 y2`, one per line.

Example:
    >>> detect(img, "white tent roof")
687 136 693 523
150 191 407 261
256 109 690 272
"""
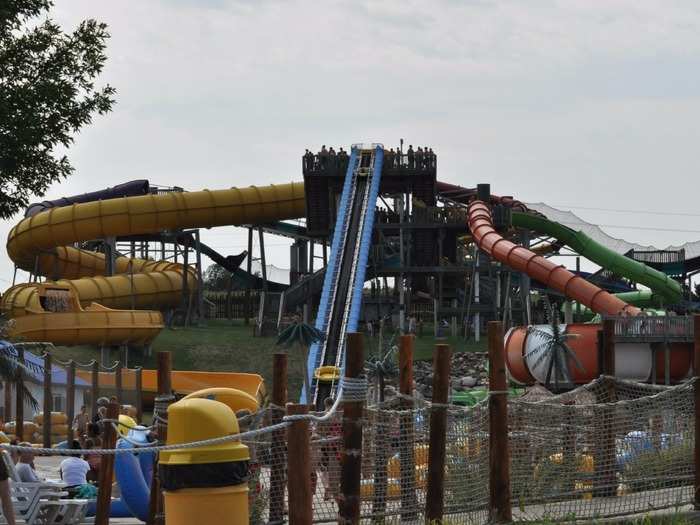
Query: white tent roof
525 203 700 259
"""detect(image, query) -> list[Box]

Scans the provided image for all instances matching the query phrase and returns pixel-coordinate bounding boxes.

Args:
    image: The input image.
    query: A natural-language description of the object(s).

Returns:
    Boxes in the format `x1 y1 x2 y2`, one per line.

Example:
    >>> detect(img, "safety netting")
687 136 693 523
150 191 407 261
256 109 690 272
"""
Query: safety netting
244 376 695 524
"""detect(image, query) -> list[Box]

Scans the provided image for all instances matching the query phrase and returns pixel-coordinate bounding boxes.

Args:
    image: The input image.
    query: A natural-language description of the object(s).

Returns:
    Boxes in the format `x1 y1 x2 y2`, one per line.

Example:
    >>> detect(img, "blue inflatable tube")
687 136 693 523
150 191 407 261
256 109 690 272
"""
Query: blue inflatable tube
86 430 154 520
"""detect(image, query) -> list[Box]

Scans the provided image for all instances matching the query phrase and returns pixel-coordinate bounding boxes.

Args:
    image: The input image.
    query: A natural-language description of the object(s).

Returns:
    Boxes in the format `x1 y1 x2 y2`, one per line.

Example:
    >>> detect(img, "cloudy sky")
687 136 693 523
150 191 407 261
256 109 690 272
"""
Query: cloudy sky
2 0 700 287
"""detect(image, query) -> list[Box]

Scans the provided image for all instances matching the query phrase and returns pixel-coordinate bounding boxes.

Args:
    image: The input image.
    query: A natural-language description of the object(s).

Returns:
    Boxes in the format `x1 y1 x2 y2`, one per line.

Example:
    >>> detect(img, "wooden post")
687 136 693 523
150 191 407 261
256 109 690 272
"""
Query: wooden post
269 353 288 524
398 335 417 521
425 343 451 523
3 381 11 423
287 403 312 525
135 367 143 424
602 319 616 376
15 346 25 442
66 361 76 444
339 333 365 524
157 352 172 403
42 352 52 448
694 315 700 509
94 401 120 525
245 228 253 326
91 360 99 419
488 321 512 524
594 320 617 497
147 352 172 525
562 401 576 494
115 362 123 405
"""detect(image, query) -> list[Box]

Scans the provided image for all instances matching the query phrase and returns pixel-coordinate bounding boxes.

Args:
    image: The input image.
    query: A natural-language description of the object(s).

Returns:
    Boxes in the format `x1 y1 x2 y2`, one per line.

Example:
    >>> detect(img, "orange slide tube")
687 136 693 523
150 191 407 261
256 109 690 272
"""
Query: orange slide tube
468 200 691 384
467 201 640 317
4 182 305 345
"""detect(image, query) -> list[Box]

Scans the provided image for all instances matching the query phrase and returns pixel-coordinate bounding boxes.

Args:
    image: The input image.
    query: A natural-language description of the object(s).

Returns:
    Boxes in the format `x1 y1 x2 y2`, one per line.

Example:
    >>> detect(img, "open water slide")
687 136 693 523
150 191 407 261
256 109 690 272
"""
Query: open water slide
468 200 691 385
3 182 305 344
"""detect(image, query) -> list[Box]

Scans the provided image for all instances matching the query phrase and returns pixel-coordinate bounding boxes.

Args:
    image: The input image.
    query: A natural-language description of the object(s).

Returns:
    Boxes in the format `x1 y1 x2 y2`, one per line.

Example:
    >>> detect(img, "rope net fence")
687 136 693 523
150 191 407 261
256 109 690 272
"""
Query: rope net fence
242 376 695 524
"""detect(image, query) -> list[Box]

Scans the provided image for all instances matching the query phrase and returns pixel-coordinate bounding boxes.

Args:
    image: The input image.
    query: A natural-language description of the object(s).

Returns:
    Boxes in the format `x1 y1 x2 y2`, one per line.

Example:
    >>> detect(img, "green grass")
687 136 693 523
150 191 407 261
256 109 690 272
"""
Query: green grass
51 319 486 398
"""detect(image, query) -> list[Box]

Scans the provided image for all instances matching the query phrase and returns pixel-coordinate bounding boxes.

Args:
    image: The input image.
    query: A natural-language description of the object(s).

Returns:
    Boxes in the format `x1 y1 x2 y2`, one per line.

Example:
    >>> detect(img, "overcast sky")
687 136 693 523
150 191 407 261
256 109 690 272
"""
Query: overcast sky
2 0 700 287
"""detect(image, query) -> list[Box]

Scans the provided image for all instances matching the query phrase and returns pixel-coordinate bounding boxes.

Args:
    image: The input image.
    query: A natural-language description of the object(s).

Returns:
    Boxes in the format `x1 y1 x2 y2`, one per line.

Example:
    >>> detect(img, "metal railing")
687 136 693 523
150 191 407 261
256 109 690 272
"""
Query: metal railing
609 315 694 342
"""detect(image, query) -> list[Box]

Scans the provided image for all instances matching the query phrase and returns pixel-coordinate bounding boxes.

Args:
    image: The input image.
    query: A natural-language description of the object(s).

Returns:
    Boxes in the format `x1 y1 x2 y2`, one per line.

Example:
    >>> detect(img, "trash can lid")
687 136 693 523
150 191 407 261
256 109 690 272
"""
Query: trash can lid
160 398 249 466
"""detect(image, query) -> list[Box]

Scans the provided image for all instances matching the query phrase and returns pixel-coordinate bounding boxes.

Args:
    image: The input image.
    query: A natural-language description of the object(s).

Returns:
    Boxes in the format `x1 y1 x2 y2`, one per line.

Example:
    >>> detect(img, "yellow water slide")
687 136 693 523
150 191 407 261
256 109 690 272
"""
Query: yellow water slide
3 183 306 345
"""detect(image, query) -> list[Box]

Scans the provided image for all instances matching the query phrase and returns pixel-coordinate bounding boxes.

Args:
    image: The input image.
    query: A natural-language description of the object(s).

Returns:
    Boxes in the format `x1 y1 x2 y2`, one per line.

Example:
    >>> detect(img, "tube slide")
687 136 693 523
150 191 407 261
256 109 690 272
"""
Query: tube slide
468 201 691 384
511 211 682 304
468 201 640 317
4 182 305 345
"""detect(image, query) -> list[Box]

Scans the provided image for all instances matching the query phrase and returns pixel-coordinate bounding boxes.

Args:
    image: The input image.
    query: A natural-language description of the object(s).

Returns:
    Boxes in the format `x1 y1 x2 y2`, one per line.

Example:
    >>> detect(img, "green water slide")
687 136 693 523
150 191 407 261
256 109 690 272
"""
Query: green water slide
511 211 683 305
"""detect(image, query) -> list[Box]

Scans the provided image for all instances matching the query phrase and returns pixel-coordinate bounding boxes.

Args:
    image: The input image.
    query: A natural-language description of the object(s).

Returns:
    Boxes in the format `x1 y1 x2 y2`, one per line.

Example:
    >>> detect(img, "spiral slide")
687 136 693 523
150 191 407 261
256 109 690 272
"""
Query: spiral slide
467 201 691 384
3 182 305 345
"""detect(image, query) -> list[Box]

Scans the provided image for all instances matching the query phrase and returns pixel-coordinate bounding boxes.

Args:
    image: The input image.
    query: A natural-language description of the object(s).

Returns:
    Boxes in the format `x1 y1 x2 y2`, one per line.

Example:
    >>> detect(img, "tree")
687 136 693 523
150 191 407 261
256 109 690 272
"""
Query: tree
203 263 230 292
0 1 116 219
276 319 324 403
524 301 584 391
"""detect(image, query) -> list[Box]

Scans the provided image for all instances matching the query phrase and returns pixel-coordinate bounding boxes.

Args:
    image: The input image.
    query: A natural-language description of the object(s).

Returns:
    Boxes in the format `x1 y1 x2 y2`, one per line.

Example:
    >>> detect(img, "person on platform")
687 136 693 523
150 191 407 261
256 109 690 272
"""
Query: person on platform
338 147 348 171
328 147 337 169
407 145 415 168
319 145 329 169
416 146 423 169
384 148 394 168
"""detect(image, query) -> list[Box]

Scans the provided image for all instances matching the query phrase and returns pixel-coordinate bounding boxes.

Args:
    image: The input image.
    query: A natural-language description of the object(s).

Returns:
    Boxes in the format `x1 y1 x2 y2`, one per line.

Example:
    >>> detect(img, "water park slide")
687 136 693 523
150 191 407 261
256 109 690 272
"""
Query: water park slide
305 145 384 404
511 211 683 304
467 200 691 384
3 182 305 344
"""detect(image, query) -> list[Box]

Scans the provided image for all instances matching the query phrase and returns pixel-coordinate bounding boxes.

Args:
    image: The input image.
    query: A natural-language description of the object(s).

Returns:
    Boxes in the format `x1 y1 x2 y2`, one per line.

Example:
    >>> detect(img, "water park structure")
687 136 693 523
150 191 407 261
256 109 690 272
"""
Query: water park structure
1 143 700 523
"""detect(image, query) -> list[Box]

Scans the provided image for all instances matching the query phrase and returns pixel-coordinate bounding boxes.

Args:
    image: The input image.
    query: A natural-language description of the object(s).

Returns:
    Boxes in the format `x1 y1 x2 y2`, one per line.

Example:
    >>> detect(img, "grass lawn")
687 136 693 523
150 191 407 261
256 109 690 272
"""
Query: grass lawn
51 320 486 399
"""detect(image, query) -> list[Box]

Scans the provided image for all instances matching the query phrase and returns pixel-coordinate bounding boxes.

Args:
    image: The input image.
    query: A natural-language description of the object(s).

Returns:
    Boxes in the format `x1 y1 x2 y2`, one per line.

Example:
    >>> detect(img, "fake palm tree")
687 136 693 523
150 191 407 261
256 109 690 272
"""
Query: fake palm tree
276 319 324 402
0 332 41 410
365 331 398 403
524 301 584 392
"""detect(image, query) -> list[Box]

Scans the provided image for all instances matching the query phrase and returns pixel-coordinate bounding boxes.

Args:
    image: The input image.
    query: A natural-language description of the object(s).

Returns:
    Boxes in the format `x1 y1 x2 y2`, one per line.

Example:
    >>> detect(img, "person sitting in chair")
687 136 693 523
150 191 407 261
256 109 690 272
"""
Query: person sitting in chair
15 444 39 483
59 441 90 498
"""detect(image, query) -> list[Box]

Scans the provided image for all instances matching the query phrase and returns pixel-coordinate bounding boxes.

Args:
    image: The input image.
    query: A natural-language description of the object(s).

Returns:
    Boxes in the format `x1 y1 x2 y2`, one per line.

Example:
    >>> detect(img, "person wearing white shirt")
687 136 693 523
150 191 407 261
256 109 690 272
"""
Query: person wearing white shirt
59 441 90 490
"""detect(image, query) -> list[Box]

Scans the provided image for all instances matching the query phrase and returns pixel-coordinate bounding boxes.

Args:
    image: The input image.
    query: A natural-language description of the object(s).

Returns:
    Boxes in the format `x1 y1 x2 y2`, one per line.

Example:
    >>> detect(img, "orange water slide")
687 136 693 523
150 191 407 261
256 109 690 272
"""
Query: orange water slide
467 200 640 317
467 200 692 384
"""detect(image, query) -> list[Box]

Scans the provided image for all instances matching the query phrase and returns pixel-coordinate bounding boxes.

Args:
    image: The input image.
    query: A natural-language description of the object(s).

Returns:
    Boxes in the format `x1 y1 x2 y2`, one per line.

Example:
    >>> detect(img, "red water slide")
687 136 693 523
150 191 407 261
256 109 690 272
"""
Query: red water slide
468 200 640 317
467 200 693 385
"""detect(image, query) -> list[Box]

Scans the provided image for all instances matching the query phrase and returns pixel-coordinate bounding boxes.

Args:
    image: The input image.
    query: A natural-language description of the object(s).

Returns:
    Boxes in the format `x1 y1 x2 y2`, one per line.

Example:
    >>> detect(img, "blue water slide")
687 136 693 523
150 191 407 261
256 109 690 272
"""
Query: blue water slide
302 149 359 403
344 146 384 340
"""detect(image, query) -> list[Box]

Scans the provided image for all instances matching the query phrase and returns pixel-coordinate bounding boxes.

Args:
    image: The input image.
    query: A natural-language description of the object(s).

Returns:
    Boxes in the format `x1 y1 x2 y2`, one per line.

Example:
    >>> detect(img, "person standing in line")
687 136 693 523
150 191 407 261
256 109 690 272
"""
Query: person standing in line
319 145 329 169
385 148 394 169
328 147 337 169
407 145 415 168
415 147 424 170
337 147 348 171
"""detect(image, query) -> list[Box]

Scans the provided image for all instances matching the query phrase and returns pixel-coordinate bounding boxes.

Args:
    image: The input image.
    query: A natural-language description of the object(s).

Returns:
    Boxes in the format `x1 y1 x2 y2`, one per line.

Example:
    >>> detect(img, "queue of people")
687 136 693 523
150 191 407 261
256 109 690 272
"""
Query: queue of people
303 144 436 172
303 146 349 172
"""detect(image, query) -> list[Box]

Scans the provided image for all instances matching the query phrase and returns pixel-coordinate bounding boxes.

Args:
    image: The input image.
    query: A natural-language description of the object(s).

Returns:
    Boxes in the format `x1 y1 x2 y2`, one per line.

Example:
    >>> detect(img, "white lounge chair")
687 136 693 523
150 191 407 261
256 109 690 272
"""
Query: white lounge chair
0 450 90 525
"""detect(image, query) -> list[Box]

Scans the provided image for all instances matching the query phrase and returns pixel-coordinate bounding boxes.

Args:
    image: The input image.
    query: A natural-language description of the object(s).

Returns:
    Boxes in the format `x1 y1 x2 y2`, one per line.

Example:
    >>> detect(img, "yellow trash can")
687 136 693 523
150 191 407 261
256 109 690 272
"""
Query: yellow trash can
159 398 250 525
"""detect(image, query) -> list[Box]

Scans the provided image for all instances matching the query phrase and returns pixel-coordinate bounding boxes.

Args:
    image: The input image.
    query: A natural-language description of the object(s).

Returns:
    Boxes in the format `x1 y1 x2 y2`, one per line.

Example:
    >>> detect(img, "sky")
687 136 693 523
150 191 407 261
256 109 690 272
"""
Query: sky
2 0 700 288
